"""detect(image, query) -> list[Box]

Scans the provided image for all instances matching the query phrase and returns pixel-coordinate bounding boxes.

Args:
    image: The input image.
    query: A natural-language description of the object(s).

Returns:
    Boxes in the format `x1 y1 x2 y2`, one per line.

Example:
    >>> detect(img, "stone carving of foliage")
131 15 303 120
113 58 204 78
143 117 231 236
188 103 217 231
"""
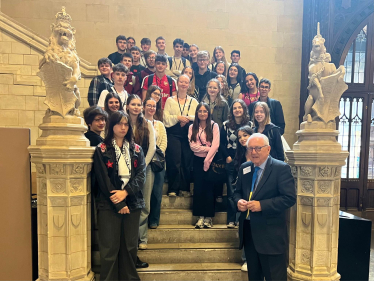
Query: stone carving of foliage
317 181 330 194
50 164 65 175
72 164 84 175
301 180 313 193
301 250 310 264
70 180 82 193
334 167 341 177
36 164 45 174
71 197 83 206
300 167 313 177
319 166 331 177
51 180 65 193
317 198 330 207
49 197 66 206
291 166 297 177
39 179 47 193
300 197 313 206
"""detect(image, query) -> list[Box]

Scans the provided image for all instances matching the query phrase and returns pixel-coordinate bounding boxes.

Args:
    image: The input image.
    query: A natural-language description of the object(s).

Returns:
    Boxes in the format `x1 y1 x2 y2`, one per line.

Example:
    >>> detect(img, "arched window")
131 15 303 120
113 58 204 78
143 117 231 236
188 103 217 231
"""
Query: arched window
338 14 374 210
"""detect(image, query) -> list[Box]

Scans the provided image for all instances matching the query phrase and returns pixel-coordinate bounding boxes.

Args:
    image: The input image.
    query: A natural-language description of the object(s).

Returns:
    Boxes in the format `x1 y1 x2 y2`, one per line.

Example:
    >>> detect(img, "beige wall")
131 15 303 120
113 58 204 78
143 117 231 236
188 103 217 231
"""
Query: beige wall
0 0 303 145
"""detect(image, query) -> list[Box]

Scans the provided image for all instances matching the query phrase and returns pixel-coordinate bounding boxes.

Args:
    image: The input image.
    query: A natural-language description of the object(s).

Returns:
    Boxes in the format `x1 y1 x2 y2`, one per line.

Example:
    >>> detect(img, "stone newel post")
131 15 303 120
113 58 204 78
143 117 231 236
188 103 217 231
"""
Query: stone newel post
287 23 348 281
28 7 94 281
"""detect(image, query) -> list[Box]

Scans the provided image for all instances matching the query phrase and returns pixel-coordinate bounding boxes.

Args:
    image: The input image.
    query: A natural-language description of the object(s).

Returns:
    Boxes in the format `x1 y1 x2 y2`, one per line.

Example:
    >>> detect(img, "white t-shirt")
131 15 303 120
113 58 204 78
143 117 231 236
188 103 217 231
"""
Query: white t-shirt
98 87 128 108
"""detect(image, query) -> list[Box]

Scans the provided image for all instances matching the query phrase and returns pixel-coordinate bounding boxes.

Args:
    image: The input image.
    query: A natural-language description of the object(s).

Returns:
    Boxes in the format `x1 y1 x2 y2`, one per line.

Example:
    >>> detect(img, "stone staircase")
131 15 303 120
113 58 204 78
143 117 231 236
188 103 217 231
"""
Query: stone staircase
93 184 248 281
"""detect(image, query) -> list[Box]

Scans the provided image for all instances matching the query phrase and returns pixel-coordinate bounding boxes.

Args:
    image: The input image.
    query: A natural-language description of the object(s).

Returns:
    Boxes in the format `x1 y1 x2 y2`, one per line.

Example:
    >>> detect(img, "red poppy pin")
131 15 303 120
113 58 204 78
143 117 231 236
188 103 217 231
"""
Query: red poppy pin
134 159 138 168
106 160 113 168
100 143 106 153
133 69 137 72
134 144 140 153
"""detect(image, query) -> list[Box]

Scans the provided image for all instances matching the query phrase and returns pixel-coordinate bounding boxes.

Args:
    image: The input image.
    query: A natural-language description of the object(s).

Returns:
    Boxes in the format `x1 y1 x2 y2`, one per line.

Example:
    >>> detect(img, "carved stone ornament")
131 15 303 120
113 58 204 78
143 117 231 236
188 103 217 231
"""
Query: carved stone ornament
300 197 313 206
317 198 330 207
49 197 67 206
300 166 313 177
334 167 341 177
53 214 65 229
37 6 81 117
36 164 45 174
303 22 348 123
51 180 66 193
72 164 84 175
301 250 310 264
71 213 81 227
319 166 331 177
302 212 311 227
40 179 47 193
301 180 314 193
50 164 65 175
291 166 297 177
70 179 82 193
317 181 331 194
334 180 340 194
317 213 328 227
71 196 83 206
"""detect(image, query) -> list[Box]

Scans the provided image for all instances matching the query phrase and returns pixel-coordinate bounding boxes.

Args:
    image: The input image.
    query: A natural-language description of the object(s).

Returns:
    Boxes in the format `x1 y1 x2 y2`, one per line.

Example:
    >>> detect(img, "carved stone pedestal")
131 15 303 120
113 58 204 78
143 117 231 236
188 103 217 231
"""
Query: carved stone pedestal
29 114 94 281
286 122 348 281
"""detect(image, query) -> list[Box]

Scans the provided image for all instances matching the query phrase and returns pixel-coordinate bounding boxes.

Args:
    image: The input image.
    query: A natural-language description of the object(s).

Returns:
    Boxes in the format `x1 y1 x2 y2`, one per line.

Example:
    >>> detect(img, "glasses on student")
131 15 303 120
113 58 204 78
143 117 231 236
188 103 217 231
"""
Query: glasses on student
198 110 209 114
197 59 208 62
259 85 270 90
94 117 106 122
146 104 157 109
247 145 268 152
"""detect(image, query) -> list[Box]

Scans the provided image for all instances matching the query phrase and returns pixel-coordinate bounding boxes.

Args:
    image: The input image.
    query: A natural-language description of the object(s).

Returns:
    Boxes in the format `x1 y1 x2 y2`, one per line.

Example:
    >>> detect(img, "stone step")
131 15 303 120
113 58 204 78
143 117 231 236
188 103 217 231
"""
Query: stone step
161 195 193 209
93 243 242 265
95 263 248 281
160 209 228 225
162 183 228 196
148 225 239 244
137 243 242 264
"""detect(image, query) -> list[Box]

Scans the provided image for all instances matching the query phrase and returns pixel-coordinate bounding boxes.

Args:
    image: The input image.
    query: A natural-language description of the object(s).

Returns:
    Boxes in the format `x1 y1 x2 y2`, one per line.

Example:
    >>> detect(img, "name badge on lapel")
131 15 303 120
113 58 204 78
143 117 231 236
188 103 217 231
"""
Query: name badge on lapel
243 166 251 174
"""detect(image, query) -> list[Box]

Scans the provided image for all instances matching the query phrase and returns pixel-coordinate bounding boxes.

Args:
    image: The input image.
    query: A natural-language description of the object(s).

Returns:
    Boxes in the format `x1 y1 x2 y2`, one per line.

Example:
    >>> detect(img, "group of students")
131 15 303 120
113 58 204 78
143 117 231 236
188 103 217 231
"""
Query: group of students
85 35 287 281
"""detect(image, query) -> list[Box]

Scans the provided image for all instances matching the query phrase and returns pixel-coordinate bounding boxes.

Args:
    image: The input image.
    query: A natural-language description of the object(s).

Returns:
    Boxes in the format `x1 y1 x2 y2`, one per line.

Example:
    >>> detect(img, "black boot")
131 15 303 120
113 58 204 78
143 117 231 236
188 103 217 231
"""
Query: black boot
136 256 149 268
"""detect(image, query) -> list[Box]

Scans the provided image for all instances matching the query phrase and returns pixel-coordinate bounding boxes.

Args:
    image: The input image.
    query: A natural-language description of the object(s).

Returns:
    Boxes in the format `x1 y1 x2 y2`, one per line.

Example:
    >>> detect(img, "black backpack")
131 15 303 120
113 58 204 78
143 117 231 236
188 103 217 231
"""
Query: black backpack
168 57 187 69
147 74 174 95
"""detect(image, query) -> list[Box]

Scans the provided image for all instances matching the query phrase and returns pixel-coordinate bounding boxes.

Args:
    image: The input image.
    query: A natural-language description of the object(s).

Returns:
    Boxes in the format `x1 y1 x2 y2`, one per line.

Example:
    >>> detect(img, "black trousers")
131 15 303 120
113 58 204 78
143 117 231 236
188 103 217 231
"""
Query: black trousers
98 208 141 281
165 134 193 194
243 220 287 281
192 156 215 217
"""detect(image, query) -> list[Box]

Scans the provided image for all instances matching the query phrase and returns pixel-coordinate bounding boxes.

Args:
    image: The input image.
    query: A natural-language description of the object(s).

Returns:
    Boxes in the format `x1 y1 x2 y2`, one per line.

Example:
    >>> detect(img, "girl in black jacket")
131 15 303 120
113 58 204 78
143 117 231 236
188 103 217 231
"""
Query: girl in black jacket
252 102 284 161
92 111 146 281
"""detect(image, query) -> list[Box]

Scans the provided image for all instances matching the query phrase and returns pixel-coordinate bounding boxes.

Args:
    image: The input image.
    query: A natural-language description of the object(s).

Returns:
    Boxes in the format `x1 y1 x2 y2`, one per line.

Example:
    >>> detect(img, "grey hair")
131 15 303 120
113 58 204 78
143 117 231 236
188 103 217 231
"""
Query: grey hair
246 133 270 147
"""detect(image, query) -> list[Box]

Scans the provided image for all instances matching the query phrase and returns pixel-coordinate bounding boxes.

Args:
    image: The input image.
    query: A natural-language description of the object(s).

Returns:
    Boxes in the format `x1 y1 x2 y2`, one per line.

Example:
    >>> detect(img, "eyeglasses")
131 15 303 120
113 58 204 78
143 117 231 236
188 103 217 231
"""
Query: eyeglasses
197 59 208 62
247 145 268 152
93 117 106 122
146 104 157 109
259 85 270 90
198 110 208 114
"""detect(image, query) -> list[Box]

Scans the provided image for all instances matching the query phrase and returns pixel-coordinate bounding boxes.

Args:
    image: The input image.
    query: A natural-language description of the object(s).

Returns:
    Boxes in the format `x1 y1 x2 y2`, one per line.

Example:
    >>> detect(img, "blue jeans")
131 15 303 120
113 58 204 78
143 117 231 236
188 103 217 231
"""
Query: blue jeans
226 161 239 224
149 167 166 227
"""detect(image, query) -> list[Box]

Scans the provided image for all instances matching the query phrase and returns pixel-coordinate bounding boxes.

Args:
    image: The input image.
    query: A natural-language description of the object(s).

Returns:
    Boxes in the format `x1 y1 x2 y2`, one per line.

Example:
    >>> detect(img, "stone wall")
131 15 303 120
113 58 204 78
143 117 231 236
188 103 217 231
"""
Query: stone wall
0 0 303 145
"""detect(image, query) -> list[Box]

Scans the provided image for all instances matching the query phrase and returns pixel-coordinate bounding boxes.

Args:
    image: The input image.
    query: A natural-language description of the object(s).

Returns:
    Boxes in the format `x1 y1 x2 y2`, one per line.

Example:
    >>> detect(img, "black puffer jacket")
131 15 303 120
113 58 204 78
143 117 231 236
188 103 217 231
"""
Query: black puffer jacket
92 141 146 212
254 123 284 161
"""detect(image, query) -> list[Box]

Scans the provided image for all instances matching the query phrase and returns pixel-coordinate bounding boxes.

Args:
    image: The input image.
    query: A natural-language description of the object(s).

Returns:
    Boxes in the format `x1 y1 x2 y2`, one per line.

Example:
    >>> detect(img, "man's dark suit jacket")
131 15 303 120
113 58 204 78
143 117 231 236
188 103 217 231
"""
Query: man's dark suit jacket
232 156 296 255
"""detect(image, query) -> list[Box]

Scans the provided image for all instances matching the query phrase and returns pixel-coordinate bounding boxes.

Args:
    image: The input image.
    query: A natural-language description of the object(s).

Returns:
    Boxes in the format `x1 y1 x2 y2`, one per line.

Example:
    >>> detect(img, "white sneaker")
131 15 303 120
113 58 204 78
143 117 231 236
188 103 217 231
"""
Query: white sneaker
227 222 236 228
168 192 177 197
241 262 248 272
203 218 213 228
195 218 204 229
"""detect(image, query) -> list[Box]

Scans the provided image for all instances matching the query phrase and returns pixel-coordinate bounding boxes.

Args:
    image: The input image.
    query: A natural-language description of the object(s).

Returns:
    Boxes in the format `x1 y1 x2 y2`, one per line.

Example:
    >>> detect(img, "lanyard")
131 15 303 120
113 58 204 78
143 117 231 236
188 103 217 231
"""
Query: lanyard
177 95 192 116
197 126 207 146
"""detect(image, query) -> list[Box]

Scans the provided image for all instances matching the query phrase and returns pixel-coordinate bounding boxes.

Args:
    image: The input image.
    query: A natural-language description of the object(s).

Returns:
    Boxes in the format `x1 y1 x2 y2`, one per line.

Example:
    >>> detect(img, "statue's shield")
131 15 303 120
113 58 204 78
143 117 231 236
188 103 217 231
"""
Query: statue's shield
311 66 348 123
37 61 77 116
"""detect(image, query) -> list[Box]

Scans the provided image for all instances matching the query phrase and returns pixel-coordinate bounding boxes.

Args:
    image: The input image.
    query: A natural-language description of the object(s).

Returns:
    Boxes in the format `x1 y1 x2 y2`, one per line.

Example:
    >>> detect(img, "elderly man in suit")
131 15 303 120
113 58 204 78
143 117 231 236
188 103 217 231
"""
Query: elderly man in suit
233 133 296 281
